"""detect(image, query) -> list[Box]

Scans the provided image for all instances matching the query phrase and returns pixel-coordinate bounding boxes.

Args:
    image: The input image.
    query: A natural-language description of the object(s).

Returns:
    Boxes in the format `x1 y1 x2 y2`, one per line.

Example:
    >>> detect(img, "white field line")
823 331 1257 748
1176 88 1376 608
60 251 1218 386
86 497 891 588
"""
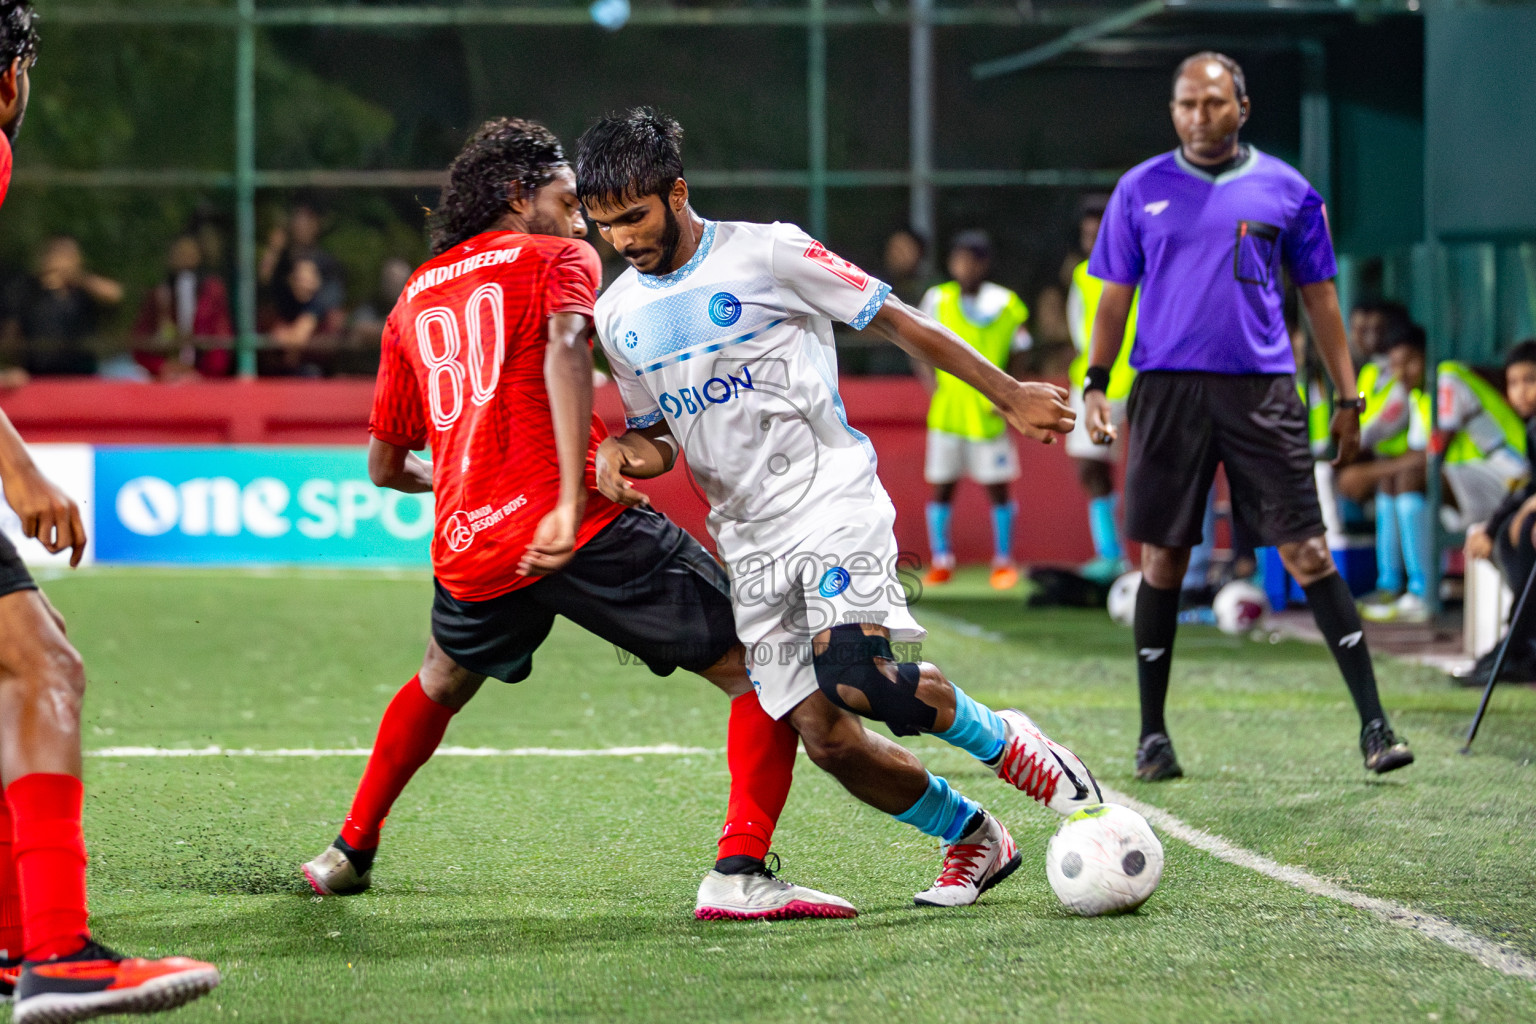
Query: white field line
1103 786 1536 983
83 741 1536 981
86 744 716 759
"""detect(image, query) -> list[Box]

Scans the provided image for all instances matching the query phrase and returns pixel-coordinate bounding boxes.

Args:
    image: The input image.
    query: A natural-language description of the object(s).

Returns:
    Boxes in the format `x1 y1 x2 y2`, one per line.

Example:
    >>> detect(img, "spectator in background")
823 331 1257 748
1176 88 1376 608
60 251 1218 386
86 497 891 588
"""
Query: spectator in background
882 226 930 307
130 233 233 379
1 235 122 376
259 256 335 376
339 257 413 375
259 200 344 323
914 230 1031 590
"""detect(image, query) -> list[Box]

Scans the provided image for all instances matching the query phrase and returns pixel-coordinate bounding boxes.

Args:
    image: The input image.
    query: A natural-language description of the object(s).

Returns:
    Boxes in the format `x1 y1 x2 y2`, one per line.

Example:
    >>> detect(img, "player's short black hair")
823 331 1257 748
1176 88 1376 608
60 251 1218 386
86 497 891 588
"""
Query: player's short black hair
1505 339 1536 370
429 117 567 256
575 107 684 209
950 230 992 260
1387 322 1426 355
1174 51 1247 105
0 1 38 70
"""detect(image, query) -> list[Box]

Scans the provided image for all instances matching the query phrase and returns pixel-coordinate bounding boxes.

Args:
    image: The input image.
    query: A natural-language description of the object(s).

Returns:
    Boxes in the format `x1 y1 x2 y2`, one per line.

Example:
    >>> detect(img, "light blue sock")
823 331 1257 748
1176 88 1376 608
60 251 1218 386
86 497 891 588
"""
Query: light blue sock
1396 491 1429 598
1088 494 1123 561
934 682 1007 763
894 772 982 843
1374 493 1404 592
990 501 1016 564
926 502 953 562
1184 492 1219 590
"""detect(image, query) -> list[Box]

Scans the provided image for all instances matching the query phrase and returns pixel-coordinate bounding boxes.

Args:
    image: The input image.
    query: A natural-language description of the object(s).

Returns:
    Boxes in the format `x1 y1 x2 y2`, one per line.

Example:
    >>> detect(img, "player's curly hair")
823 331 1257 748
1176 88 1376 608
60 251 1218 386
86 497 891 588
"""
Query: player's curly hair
428 117 566 256
0 1 38 70
574 107 684 209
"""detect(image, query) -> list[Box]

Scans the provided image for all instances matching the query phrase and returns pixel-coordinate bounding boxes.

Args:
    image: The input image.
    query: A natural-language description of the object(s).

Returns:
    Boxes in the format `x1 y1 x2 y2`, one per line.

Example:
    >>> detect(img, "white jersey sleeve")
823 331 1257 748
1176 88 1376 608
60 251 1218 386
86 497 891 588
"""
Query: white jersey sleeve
768 222 892 331
1065 281 1086 353
595 317 665 429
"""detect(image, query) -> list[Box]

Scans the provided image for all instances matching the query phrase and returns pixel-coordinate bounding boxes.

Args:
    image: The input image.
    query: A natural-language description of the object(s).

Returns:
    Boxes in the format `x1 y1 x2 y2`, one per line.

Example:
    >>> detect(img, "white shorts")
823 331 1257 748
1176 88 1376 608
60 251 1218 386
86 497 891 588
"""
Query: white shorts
1064 385 1126 462
726 501 926 720
1444 449 1527 529
924 429 1019 485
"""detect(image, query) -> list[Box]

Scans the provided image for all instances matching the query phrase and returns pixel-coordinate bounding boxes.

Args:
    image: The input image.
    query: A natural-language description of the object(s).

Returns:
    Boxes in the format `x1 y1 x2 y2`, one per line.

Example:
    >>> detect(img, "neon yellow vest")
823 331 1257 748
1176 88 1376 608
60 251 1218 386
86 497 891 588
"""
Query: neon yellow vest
1436 360 1527 465
926 282 1029 440
1067 261 1136 400
1358 360 1409 457
1300 378 1332 458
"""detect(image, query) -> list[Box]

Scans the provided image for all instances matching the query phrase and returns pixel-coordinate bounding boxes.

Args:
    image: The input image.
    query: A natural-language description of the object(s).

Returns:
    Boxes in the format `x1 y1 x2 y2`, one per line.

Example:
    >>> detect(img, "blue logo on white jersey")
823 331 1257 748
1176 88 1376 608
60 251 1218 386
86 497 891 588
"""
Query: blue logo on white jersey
657 363 756 420
708 292 742 327
624 331 639 350
819 566 851 598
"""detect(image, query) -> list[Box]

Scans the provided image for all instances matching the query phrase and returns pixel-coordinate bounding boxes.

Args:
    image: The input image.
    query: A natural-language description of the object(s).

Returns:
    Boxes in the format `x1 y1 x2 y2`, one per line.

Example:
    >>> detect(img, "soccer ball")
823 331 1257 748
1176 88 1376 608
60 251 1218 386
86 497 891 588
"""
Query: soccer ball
1212 580 1269 635
1045 803 1164 916
1107 571 1141 627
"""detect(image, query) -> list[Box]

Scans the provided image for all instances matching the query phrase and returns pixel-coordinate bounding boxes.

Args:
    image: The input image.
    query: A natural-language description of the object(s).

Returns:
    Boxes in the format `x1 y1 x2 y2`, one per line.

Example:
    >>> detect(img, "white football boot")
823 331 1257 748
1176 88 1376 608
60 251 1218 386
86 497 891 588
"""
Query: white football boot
993 709 1101 815
695 859 857 921
302 843 372 896
913 812 1020 908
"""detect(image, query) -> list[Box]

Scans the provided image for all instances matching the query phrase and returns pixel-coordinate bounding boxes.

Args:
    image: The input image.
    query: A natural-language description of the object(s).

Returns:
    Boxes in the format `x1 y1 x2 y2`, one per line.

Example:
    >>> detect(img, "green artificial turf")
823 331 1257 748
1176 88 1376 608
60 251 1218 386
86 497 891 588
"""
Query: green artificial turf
28 567 1536 1023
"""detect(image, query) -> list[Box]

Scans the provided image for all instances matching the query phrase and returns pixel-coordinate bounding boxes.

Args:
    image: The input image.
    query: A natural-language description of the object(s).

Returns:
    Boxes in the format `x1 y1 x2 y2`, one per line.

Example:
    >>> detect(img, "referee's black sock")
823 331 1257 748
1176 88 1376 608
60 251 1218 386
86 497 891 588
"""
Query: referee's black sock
1134 580 1181 740
1302 572 1385 726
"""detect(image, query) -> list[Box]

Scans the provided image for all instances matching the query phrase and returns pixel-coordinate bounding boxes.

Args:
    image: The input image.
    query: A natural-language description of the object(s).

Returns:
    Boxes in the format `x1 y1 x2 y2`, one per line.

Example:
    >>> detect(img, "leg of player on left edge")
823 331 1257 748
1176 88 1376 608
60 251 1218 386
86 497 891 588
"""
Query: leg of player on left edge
0 590 220 1024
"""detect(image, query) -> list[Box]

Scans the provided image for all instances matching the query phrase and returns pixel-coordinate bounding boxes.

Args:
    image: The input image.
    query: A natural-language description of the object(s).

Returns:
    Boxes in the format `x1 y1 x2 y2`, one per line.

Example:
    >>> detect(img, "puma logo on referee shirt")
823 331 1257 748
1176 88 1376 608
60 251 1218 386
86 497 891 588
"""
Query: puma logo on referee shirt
1338 631 1364 649
1144 200 1170 216
1138 647 1166 661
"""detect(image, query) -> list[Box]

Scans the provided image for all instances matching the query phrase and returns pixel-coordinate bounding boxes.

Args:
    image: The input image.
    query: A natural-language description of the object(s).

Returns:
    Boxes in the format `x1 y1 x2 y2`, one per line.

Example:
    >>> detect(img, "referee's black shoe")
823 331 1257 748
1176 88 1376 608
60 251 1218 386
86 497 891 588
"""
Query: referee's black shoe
1134 732 1184 781
1360 719 1414 774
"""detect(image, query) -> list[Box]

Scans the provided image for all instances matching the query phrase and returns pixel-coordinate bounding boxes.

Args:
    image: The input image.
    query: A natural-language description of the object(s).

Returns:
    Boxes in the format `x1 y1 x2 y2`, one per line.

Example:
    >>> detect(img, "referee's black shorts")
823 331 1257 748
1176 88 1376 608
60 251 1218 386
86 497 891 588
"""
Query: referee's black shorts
1124 371 1325 550
431 506 738 684
0 533 38 600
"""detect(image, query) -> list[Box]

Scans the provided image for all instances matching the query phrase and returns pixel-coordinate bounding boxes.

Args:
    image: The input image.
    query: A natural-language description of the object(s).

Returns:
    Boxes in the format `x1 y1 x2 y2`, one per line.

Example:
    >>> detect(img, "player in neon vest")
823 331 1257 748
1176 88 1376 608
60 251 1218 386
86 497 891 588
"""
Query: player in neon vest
915 231 1032 590
1064 198 1138 586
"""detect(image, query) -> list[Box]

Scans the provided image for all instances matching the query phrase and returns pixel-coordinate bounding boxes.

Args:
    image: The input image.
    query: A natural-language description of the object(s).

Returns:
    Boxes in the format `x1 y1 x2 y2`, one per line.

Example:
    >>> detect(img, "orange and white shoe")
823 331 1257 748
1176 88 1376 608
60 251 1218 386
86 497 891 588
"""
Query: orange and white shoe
14 941 220 1024
924 556 955 586
1 958 20 1002
989 563 1021 590
994 708 1102 816
913 812 1020 907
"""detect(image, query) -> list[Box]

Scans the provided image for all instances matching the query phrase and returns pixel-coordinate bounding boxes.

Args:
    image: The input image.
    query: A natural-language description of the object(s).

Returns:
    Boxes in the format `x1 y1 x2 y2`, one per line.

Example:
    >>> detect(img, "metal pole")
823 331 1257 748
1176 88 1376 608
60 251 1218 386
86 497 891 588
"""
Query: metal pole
235 0 258 379
1461 552 1536 752
1299 39 1331 205
807 0 827 239
909 0 934 270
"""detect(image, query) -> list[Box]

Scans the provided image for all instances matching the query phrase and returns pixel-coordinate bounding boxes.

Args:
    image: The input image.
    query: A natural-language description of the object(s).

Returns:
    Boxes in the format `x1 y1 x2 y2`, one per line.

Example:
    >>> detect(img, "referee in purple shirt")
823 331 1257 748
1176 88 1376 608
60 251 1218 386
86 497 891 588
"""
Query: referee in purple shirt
1084 52 1414 779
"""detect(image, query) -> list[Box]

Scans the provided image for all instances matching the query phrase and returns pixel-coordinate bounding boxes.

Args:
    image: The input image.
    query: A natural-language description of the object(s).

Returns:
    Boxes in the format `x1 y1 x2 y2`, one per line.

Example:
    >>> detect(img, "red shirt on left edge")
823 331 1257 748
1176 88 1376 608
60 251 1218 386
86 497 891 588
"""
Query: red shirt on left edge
0 130 13 209
370 232 624 602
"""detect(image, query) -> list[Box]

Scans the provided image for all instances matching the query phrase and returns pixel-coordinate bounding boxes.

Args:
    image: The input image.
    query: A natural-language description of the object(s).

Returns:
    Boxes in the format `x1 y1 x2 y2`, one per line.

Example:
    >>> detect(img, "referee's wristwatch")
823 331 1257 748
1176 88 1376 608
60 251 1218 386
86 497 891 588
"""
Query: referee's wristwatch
1336 393 1366 413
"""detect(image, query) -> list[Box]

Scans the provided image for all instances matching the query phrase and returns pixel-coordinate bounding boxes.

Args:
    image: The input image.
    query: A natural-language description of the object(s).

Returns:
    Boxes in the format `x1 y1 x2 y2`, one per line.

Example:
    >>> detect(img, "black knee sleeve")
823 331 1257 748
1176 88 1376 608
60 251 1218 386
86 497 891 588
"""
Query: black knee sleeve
813 624 937 737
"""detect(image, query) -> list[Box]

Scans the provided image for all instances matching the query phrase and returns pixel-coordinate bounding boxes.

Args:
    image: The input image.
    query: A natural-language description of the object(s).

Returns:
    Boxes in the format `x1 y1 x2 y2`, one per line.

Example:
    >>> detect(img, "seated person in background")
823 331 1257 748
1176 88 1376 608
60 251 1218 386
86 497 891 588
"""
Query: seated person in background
259 257 341 376
1351 329 1528 623
1461 340 1536 685
913 230 1031 590
340 257 412 375
259 200 344 313
130 233 233 379
1 235 122 377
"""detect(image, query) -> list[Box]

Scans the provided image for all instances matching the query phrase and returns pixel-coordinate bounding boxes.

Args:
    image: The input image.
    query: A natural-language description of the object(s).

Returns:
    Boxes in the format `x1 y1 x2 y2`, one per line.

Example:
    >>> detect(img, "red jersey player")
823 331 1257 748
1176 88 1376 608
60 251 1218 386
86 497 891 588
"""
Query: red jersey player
0 6 221 1022
302 118 855 920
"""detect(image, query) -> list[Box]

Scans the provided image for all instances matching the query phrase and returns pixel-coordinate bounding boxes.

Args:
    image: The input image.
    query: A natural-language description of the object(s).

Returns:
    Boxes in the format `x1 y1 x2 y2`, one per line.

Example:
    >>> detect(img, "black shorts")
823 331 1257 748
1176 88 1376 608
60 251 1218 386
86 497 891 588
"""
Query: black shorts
0 534 37 600
431 506 738 683
1124 371 1325 549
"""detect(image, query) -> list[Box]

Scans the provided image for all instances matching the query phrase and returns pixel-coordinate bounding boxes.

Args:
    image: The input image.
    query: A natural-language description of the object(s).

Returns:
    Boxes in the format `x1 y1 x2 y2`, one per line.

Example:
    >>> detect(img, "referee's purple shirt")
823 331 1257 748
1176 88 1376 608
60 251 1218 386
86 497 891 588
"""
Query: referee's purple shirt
1089 147 1337 375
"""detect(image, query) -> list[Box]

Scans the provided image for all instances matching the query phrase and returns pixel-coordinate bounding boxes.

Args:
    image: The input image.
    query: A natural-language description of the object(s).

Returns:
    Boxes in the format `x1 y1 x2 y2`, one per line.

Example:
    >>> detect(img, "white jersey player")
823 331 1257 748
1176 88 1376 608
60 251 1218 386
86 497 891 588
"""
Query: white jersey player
577 108 1105 909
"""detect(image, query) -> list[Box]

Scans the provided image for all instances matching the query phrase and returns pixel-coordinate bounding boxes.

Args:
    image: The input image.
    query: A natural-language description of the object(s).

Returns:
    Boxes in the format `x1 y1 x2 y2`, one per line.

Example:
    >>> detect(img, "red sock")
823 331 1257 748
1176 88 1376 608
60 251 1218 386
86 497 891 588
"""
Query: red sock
716 690 797 863
340 676 457 850
0 797 22 961
6 774 90 962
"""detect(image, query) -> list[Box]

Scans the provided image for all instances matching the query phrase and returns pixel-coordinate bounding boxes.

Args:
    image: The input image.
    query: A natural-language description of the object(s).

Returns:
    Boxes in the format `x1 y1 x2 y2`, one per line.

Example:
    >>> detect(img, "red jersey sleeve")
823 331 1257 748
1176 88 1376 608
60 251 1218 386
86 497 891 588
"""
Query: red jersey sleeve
369 313 428 449
547 239 601 319
0 131 13 210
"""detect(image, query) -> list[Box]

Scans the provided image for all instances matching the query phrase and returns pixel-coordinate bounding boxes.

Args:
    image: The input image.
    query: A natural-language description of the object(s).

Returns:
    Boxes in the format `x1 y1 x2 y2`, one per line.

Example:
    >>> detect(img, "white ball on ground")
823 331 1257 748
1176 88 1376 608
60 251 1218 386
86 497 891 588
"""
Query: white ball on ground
1107 571 1141 627
1212 579 1269 635
1045 803 1164 916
